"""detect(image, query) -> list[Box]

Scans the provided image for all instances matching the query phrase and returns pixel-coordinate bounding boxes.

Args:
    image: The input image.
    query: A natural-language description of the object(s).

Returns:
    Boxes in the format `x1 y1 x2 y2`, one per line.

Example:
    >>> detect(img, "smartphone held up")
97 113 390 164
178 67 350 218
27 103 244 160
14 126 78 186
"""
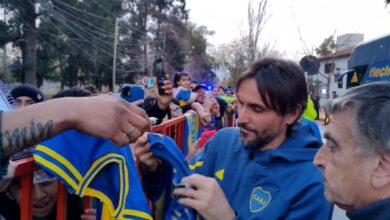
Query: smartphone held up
153 58 167 95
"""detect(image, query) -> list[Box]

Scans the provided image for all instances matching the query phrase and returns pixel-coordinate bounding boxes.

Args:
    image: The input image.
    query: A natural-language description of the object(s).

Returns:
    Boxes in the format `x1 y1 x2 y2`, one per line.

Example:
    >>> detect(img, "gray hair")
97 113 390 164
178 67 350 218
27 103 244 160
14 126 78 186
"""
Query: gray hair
323 82 390 155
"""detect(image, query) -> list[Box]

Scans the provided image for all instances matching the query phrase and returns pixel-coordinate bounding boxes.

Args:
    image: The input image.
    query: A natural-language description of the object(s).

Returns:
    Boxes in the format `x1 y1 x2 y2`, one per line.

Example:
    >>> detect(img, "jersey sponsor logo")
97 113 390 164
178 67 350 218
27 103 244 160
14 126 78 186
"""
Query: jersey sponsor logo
249 187 272 213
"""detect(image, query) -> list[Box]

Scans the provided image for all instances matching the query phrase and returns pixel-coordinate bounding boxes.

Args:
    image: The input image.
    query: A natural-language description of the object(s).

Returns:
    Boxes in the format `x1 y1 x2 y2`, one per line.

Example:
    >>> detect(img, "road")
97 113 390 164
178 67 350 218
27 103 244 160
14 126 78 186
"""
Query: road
315 121 349 220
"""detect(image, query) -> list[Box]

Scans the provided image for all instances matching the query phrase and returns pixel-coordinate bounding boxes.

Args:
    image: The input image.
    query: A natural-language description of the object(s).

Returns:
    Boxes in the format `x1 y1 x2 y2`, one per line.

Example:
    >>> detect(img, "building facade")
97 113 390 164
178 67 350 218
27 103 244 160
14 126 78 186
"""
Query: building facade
309 33 364 100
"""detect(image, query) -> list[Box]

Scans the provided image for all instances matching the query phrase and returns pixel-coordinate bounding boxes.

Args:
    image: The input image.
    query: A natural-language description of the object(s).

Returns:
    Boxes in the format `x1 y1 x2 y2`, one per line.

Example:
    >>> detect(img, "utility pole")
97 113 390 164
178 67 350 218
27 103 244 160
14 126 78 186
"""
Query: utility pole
161 25 167 73
112 18 118 92
2 7 7 82
143 1 148 74
162 25 167 59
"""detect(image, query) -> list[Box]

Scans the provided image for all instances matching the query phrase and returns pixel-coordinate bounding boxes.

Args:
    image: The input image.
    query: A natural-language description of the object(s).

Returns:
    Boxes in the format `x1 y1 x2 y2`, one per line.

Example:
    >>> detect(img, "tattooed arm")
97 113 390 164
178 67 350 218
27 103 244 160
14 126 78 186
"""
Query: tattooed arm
0 95 151 158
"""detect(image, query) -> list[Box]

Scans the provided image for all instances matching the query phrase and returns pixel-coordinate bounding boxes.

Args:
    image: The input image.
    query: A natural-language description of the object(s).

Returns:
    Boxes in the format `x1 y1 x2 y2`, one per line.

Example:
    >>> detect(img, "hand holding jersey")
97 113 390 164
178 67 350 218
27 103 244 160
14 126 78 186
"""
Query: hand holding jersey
173 174 235 220
135 132 235 220
133 133 162 173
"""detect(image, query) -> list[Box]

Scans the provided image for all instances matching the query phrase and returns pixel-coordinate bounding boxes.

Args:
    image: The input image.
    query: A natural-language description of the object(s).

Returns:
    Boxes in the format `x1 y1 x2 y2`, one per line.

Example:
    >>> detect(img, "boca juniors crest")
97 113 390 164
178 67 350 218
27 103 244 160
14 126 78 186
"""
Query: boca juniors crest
250 187 272 213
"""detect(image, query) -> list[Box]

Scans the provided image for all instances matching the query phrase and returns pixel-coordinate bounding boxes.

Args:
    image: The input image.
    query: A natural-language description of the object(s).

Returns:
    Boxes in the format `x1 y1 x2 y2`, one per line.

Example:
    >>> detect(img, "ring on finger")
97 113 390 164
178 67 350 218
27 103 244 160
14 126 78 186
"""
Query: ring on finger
127 127 135 136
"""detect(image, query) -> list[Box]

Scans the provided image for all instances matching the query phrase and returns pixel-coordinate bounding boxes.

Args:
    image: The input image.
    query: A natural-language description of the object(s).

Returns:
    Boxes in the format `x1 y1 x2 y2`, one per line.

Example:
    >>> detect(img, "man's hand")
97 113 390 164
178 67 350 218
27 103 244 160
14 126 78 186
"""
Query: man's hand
211 102 221 118
70 95 151 146
133 133 161 173
155 77 173 110
199 112 211 126
1 95 151 157
174 174 235 220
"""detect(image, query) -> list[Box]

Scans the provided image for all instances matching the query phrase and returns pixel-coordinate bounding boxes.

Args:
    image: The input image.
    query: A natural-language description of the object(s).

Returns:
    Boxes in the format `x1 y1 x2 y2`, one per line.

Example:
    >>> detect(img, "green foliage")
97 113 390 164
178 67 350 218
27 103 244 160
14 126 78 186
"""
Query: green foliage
315 35 336 57
0 0 38 84
185 23 216 83
0 20 20 46
1 0 214 90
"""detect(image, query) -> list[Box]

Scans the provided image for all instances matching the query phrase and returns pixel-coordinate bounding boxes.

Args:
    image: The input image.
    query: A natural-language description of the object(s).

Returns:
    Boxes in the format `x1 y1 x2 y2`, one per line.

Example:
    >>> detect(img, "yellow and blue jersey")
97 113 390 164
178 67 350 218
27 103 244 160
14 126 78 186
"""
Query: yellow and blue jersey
183 112 201 157
146 133 196 220
33 129 152 220
173 87 197 107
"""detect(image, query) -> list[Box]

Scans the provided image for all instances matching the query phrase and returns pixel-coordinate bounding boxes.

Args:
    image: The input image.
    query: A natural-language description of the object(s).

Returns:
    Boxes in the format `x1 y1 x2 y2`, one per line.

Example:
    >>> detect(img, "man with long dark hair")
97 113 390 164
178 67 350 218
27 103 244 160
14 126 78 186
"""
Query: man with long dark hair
135 58 333 219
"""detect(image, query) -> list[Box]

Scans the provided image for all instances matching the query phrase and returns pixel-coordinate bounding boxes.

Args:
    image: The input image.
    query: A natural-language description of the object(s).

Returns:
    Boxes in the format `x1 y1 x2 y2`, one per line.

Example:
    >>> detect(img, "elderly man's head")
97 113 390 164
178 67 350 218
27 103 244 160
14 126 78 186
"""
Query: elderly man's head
313 82 390 211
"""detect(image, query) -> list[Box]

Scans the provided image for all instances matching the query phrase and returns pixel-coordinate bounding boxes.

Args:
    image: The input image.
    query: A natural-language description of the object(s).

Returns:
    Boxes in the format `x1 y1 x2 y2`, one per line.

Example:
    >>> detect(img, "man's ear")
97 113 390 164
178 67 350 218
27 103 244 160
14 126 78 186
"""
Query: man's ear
285 105 303 125
372 153 390 189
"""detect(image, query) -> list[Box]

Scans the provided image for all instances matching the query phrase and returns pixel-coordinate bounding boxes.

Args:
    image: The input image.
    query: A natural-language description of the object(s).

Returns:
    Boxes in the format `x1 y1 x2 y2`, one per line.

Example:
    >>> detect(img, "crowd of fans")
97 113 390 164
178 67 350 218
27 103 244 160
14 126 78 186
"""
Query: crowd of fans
0 72 236 220
1 57 388 220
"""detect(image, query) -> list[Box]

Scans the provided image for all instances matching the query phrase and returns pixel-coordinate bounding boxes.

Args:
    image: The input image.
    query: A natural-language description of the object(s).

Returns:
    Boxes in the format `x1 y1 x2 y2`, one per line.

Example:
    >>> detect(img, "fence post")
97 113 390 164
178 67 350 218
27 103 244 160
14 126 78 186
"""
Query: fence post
20 175 33 220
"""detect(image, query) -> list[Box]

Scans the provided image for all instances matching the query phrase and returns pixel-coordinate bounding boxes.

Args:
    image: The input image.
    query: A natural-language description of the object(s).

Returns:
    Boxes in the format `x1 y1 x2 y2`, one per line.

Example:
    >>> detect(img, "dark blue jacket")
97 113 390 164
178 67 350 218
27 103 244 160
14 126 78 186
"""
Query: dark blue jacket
192 124 333 219
347 197 390 220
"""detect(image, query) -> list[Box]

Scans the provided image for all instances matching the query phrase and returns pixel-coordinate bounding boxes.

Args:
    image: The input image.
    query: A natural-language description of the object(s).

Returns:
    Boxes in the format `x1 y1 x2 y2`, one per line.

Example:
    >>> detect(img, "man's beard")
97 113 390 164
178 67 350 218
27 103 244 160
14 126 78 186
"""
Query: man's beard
238 123 276 151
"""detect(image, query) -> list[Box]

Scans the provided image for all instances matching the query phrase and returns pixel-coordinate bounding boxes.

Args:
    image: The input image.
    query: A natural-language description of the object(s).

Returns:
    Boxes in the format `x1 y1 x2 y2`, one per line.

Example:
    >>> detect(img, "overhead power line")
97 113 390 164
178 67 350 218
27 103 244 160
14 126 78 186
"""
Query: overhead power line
52 4 114 35
25 0 164 74
51 0 115 21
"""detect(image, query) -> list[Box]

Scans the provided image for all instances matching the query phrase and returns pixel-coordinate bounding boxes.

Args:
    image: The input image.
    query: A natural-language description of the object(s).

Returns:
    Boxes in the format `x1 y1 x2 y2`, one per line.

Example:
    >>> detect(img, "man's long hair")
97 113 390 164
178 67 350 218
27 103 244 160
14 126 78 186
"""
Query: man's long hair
236 57 308 136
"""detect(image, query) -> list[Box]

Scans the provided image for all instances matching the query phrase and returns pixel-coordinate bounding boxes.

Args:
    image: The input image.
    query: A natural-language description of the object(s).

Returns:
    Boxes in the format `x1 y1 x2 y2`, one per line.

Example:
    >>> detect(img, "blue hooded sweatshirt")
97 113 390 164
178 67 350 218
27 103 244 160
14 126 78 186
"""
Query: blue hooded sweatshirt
191 123 333 219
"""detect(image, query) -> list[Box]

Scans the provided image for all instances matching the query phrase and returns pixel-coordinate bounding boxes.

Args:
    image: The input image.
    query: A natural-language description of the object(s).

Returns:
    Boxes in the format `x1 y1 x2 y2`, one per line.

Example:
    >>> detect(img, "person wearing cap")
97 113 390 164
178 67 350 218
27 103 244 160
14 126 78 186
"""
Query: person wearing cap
313 82 390 220
1 169 91 220
193 85 207 104
225 87 234 97
173 72 211 126
10 84 45 108
195 85 229 126
193 85 223 130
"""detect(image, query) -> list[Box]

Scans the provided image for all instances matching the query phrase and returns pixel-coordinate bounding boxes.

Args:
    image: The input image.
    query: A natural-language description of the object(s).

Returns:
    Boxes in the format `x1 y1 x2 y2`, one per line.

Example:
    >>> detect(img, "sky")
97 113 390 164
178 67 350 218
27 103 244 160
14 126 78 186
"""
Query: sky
186 0 390 60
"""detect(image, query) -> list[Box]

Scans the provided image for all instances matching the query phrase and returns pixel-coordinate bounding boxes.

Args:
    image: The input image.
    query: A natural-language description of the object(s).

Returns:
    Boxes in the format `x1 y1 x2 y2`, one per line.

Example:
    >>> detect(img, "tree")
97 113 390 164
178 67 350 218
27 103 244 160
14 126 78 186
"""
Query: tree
246 0 269 62
0 0 122 88
36 0 122 89
210 0 271 86
0 0 39 85
185 23 215 82
119 0 189 83
315 35 336 57
315 34 337 99
210 38 248 87
1 0 214 91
